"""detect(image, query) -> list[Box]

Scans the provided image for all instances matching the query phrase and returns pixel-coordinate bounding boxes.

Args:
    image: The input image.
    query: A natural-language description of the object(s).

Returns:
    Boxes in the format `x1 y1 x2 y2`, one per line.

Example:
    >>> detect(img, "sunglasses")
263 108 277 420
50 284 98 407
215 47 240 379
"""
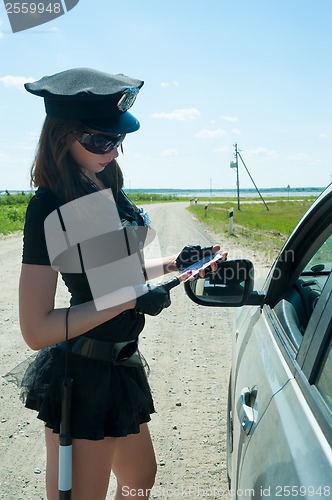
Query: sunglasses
73 131 125 155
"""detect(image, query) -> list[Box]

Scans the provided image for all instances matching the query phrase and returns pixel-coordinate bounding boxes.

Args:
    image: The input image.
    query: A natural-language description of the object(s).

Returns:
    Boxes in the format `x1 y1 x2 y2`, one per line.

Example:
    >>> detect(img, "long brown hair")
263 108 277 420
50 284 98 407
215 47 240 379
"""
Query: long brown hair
30 116 124 202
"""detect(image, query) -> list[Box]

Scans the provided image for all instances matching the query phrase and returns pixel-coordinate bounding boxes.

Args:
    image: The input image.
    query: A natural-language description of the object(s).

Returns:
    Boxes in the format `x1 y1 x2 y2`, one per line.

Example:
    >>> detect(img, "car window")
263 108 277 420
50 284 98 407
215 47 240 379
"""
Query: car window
274 233 332 352
302 233 332 290
315 333 332 412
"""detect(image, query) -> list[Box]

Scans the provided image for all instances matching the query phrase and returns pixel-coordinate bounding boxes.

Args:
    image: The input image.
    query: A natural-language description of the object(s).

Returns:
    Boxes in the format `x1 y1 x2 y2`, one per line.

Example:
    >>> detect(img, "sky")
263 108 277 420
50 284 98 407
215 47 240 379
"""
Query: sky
0 0 332 192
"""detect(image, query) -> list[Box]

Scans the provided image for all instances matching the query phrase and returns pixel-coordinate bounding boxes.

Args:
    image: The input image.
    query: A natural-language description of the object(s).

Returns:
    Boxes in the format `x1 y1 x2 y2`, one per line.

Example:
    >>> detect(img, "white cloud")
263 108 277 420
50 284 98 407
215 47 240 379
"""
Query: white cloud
194 128 226 138
151 108 200 121
319 132 329 139
161 148 178 157
244 147 278 160
160 80 180 87
231 128 241 135
26 131 39 139
0 75 35 90
213 146 231 153
287 153 311 161
221 115 239 122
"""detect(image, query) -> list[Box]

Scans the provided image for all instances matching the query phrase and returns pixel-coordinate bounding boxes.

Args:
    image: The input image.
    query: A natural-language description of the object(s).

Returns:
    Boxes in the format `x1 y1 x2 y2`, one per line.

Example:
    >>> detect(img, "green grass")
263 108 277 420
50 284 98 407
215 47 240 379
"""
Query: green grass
126 192 184 203
0 192 317 254
0 204 28 234
188 198 316 255
0 192 33 234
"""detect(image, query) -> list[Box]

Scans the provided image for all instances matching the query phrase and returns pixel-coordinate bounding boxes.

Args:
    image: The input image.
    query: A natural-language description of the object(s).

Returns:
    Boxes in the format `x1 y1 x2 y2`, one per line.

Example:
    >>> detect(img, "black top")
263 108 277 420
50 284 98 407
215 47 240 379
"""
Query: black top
22 187 148 342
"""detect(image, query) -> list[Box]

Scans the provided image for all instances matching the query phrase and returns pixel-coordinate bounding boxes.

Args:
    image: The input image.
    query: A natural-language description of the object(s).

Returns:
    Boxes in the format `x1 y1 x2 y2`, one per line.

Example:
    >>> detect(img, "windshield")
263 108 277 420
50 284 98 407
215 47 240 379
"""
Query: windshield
303 233 332 274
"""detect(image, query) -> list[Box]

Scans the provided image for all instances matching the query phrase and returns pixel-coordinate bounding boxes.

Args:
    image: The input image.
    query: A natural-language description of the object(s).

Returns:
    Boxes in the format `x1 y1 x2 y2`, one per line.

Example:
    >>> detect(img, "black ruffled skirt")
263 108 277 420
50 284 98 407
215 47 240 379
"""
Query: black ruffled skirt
9 344 155 440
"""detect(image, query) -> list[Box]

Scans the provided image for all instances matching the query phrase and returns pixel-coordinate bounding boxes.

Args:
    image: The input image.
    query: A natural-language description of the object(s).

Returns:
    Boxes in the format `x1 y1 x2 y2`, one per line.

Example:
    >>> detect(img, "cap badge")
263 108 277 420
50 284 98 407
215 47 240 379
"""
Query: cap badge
117 87 140 112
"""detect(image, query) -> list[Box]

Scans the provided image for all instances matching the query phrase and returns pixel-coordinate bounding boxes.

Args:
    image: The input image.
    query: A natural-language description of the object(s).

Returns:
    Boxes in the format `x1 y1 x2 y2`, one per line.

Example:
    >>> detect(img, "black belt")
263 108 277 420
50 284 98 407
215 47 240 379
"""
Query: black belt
56 337 141 366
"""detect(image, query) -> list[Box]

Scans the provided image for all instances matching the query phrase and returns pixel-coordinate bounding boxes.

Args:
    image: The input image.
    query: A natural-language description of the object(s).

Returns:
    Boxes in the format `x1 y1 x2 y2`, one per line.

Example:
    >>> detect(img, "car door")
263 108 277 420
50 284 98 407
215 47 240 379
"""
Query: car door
230 190 332 498
235 278 332 498
229 298 296 497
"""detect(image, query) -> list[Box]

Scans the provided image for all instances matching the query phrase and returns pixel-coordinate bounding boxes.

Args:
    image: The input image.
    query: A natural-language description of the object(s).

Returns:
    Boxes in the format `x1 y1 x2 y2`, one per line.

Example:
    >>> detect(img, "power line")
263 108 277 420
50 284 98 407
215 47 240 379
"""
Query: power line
230 143 269 211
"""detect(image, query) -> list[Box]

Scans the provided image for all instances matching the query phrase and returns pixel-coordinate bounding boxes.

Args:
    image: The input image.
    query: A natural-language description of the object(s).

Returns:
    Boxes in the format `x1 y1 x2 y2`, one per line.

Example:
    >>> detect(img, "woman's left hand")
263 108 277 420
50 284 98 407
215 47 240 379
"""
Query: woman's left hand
197 244 228 278
176 243 228 280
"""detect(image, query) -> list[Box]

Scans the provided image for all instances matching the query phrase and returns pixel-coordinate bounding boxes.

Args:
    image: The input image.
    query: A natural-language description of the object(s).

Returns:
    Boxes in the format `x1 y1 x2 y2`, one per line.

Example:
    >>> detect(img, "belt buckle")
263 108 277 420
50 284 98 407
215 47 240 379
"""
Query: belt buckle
114 340 142 367
114 340 138 362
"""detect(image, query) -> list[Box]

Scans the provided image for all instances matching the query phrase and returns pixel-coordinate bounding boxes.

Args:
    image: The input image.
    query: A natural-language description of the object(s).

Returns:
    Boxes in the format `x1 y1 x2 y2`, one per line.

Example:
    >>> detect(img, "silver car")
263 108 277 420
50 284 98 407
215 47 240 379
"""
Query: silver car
185 184 332 499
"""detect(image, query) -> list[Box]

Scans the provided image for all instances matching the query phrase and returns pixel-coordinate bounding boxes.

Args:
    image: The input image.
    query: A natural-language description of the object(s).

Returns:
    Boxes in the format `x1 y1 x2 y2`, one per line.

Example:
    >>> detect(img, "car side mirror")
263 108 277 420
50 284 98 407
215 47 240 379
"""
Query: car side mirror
184 259 263 307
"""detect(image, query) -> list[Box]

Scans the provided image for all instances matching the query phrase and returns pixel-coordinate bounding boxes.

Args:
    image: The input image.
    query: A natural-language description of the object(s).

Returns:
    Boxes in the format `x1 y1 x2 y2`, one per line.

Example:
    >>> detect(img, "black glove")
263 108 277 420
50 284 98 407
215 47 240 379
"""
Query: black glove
176 245 214 271
135 278 180 316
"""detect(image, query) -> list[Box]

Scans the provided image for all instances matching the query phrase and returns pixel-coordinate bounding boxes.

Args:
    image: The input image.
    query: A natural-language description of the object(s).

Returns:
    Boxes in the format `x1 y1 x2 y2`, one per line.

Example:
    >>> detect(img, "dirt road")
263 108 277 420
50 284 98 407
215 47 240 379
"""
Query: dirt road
0 202 270 499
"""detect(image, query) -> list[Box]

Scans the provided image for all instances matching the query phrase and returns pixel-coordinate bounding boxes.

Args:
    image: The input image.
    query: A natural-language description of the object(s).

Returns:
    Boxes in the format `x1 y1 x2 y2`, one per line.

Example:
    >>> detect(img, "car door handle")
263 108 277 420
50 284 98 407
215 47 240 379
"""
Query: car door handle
237 387 255 435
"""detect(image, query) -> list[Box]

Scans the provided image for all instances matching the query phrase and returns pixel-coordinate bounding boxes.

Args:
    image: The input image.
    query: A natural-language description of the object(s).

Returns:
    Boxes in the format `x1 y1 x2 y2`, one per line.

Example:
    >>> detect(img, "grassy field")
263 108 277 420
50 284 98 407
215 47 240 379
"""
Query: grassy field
188 197 316 255
0 192 317 256
0 192 184 235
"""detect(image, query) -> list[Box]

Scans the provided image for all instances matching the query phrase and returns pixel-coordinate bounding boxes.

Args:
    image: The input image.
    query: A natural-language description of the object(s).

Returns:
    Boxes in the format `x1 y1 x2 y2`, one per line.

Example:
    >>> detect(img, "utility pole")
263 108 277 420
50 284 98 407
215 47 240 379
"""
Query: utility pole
230 143 269 211
230 143 240 210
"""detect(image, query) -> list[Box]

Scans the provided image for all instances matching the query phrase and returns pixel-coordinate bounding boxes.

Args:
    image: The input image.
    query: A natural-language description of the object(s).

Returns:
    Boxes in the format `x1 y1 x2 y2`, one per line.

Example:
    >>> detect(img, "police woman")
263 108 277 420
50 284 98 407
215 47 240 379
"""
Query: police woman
18 68 223 500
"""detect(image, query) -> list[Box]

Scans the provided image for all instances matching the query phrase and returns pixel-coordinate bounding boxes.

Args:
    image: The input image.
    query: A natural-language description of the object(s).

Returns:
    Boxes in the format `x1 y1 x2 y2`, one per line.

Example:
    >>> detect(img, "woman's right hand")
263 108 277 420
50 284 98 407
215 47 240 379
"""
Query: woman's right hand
135 283 172 316
135 271 191 316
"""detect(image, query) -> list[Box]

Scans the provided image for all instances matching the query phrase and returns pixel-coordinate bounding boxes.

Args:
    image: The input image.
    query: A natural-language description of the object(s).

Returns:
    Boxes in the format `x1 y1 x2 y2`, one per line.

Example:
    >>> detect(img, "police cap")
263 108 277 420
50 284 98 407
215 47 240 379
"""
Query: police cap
24 67 144 134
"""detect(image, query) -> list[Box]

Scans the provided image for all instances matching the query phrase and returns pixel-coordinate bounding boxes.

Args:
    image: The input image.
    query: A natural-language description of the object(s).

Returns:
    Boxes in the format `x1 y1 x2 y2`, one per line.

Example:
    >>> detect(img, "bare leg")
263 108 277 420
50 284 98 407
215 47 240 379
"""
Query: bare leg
45 426 117 500
45 423 156 500
45 427 59 500
112 424 157 500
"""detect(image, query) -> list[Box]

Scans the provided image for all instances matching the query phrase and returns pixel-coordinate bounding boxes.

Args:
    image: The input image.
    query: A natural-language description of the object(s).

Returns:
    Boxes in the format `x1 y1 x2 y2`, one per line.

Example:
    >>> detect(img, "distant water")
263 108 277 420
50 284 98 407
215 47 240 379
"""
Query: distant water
123 187 325 198
1 187 325 198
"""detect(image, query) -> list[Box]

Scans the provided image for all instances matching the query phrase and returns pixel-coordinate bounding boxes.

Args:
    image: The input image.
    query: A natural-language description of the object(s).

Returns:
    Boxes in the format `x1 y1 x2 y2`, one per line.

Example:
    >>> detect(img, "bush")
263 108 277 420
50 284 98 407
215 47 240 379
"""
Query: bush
0 204 27 234
0 192 33 206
